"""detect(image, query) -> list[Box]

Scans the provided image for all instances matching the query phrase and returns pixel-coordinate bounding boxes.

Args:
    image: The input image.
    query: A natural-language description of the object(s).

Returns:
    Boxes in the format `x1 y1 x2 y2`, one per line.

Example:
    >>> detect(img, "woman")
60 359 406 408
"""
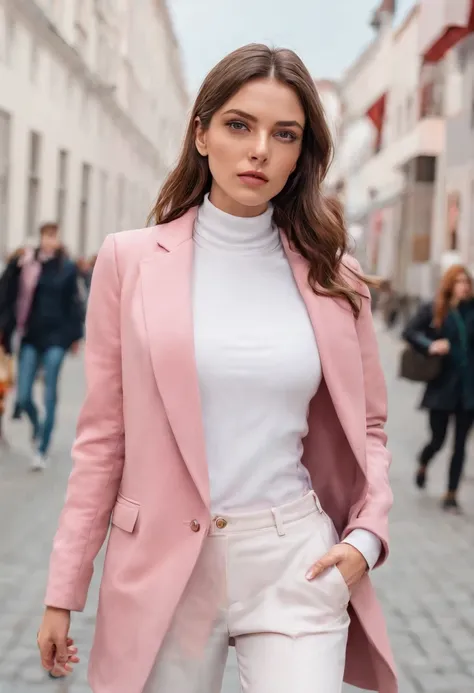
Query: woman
37 45 396 693
0 224 83 469
403 264 474 512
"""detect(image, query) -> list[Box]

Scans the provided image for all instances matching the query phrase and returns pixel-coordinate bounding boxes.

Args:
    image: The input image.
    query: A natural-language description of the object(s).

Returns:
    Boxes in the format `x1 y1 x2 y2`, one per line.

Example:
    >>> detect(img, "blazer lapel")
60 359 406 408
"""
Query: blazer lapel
139 209 210 508
282 235 367 470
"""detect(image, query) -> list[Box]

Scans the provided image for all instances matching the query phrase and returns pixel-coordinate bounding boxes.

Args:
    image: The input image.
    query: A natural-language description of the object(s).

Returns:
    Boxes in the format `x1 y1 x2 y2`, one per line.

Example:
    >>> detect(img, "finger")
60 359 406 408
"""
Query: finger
39 641 55 671
49 664 68 678
306 548 342 580
66 637 75 646
54 637 69 665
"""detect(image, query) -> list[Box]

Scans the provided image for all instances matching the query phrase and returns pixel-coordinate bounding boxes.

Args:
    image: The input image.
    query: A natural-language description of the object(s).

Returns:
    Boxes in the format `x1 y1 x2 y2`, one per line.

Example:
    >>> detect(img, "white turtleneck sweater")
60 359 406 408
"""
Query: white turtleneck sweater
192 195 381 569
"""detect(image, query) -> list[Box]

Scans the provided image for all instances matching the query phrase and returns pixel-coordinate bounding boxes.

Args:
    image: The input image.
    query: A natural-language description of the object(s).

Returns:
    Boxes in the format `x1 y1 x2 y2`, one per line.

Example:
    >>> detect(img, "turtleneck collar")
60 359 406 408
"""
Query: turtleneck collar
193 194 280 255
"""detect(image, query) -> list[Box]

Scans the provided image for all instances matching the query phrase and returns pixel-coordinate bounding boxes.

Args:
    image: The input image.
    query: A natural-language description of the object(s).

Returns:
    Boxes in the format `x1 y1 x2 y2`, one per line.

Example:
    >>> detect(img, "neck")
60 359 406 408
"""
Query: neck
194 194 280 256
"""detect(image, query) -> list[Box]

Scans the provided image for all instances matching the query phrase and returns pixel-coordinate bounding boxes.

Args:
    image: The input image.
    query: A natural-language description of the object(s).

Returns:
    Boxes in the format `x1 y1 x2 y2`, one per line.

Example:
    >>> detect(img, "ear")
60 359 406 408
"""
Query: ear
195 117 208 157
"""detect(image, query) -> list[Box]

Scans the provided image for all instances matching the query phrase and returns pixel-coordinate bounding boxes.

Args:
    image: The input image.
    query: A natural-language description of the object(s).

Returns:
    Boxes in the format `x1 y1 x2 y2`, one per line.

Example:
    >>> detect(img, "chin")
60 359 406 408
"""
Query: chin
231 187 272 208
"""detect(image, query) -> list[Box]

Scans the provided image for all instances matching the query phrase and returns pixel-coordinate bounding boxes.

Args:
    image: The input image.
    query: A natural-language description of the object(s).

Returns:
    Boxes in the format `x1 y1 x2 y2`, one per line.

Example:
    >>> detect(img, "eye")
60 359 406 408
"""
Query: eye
276 130 298 142
226 120 249 132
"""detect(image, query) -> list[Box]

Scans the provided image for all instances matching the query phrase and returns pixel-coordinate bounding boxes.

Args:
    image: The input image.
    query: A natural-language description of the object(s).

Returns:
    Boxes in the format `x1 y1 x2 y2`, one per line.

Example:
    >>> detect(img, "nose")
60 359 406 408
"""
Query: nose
249 131 269 164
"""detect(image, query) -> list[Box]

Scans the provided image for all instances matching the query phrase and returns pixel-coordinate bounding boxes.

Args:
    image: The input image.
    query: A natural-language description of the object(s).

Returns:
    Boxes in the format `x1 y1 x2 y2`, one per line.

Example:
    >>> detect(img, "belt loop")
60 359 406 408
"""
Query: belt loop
311 490 323 514
271 507 286 536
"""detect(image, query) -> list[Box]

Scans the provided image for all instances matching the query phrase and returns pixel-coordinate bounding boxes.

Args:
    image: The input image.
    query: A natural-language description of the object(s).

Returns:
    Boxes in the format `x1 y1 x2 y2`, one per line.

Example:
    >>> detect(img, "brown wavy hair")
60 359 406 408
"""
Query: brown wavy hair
434 264 473 328
149 44 364 315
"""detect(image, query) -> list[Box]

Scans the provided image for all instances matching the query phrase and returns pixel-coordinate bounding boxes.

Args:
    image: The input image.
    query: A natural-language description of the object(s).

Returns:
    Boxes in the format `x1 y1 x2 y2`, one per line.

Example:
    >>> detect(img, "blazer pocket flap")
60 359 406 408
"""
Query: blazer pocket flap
111 498 139 533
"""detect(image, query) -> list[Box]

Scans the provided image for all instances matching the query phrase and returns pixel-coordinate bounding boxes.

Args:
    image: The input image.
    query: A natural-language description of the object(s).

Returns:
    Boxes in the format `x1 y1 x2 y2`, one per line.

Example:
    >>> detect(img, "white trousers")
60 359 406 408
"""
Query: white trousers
144 492 350 693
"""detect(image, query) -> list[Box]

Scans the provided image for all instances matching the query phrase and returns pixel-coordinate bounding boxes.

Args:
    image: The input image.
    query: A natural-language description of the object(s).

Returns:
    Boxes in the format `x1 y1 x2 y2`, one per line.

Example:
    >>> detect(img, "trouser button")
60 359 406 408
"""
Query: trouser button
215 517 227 529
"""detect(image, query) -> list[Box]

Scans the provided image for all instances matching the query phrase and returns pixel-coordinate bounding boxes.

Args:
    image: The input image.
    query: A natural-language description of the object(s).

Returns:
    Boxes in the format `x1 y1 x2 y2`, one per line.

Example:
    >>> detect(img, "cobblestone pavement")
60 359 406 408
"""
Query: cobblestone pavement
1 322 473 693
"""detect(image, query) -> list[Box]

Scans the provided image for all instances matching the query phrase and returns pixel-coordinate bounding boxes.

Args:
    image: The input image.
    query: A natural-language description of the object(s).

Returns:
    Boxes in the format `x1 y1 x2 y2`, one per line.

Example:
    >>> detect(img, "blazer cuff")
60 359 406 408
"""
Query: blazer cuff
342 529 382 571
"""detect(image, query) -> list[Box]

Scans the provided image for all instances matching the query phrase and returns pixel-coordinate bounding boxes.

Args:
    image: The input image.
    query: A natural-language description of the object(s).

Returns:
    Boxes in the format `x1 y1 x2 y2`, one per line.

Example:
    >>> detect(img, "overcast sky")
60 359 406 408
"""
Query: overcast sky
169 0 417 94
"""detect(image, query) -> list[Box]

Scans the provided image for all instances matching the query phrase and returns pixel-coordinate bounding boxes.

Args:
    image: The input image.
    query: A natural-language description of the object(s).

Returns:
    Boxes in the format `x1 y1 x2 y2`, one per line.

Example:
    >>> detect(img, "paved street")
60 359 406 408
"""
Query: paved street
1 322 473 693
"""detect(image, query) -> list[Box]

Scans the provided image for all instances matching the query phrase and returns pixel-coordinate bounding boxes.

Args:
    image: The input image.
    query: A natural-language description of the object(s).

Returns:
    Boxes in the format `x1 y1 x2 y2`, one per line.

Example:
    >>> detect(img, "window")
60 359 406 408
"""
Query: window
415 156 436 183
406 94 414 130
470 79 474 129
96 17 110 83
50 57 58 98
0 5 15 66
74 0 88 58
26 132 42 238
0 5 5 63
116 175 124 231
78 164 91 256
0 111 10 255
30 40 39 83
99 170 108 238
447 191 460 251
470 178 474 264
4 13 15 66
56 150 68 229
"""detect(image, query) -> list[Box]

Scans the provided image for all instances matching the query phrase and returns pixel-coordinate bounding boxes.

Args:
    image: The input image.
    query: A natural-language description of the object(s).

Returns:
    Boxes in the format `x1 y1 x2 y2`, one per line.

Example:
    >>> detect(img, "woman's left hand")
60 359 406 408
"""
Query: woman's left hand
305 543 368 588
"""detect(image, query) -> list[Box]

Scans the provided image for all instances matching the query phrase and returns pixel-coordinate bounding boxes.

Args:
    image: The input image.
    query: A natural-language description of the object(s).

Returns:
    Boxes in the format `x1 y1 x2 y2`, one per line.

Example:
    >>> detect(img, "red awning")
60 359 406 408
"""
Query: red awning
423 0 474 63
366 94 386 132
366 94 386 151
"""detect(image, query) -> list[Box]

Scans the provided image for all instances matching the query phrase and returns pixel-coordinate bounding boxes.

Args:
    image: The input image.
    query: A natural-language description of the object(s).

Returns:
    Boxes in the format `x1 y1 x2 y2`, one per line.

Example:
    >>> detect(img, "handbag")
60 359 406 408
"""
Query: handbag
399 345 441 383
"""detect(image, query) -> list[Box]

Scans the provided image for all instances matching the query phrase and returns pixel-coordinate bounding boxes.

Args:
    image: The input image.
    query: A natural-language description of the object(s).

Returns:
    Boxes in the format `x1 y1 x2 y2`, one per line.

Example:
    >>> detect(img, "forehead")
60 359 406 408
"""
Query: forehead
219 78 305 123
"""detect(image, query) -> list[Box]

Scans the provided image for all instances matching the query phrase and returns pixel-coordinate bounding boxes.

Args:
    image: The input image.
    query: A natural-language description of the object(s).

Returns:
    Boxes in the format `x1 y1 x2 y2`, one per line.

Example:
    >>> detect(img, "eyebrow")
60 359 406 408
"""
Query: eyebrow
222 109 304 131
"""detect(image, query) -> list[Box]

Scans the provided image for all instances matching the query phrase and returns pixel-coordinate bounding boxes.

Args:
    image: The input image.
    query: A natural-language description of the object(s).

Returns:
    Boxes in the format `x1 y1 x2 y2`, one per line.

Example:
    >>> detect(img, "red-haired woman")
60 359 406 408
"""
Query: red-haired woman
403 264 474 512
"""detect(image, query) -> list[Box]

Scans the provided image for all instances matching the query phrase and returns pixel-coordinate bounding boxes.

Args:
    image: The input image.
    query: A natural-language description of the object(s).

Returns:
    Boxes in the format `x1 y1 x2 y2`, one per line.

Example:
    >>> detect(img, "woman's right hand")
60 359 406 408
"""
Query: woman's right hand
429 339 450 355
37 607 79 676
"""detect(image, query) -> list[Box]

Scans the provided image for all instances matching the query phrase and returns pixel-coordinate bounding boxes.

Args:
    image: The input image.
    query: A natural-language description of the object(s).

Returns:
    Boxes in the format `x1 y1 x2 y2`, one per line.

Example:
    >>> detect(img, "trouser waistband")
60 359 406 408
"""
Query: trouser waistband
208 491 323 537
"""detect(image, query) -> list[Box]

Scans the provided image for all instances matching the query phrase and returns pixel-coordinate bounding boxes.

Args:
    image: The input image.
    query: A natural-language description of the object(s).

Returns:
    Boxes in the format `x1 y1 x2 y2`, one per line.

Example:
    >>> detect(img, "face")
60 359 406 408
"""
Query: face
452 272 472 302
195 78 305 217
40 227 61 254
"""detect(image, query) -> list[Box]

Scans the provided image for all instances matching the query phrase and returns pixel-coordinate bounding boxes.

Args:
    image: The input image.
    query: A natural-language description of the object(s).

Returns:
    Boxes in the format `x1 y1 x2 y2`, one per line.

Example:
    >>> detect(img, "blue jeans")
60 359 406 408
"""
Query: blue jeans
17 344 66 455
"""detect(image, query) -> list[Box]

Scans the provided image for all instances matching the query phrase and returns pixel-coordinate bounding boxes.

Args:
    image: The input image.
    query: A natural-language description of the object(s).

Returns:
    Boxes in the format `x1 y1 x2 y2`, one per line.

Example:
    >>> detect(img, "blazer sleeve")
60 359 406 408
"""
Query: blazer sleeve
402 302 434 354
340 259 393 569
45 235 125 611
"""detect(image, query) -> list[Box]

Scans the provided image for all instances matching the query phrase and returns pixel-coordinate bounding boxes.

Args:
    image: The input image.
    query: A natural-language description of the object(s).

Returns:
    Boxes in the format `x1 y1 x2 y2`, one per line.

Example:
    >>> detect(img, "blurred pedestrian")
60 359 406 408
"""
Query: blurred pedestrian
0 341 13 445
38 45 395 693
403 264 474 513
0 223 83 469
0 248 25 430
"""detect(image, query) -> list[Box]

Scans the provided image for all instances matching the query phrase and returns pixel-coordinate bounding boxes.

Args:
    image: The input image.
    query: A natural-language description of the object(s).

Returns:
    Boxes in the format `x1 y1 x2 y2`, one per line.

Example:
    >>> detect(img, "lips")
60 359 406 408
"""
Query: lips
238 170 269 182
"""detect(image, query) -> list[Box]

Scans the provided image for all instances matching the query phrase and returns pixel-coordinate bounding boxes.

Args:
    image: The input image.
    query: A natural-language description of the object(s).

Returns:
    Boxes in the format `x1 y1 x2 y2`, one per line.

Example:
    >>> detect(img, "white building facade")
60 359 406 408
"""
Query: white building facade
331 1 449 300
0 0 188 258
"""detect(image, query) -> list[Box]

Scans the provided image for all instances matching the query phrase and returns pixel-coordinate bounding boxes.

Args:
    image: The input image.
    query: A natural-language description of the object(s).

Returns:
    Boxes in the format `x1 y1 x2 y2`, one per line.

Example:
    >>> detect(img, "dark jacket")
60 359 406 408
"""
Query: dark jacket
0 256 21 354
0 250 83 354
402 299 474 411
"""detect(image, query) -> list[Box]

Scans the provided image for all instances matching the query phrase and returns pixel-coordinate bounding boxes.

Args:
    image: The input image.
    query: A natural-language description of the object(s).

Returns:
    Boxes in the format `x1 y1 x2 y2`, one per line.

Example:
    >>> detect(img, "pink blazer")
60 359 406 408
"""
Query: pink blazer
45 208 397 693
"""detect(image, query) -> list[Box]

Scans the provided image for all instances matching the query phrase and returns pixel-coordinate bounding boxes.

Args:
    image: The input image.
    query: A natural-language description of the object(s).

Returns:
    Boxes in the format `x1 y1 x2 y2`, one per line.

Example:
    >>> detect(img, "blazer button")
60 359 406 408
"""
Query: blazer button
190 519 201 533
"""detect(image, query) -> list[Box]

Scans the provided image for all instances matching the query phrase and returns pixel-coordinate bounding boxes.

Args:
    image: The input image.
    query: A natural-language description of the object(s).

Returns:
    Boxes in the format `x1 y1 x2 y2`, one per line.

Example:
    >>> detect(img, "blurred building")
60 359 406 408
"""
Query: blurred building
0 0 188 258
331 0 474 303
424 0 474 277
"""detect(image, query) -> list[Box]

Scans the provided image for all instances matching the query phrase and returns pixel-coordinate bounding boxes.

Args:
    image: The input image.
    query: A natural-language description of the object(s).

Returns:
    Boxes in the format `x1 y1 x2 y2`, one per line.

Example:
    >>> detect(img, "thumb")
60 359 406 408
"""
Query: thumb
306 548 339 580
